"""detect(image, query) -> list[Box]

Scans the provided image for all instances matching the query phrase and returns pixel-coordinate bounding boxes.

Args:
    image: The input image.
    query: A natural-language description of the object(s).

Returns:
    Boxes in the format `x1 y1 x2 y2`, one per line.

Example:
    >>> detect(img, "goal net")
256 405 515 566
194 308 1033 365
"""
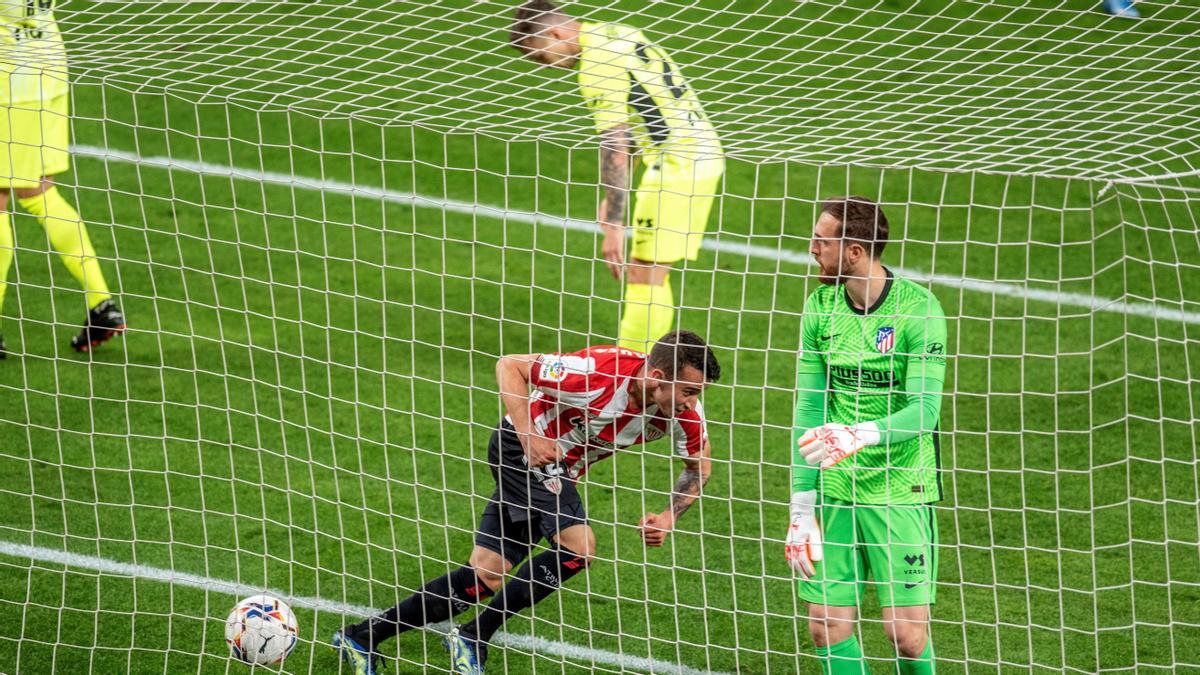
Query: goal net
0 1 1197 673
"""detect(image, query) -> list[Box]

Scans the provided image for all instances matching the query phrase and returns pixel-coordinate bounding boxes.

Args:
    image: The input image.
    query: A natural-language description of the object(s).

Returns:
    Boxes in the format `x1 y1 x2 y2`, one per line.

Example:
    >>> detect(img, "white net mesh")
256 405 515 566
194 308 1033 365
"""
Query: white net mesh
0 1 1197 673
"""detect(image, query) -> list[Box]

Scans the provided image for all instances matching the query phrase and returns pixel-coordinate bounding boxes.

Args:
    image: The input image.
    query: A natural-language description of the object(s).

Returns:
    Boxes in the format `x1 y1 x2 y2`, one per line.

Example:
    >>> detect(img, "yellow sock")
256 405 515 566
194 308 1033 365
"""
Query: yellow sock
0 210 12 322
618 275 675 352
18 187 111 309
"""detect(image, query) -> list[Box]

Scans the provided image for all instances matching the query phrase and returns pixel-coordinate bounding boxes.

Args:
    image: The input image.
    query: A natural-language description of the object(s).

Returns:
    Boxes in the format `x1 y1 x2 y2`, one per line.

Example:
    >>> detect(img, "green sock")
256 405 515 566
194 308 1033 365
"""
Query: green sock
816 635 866 675
896 638 935 675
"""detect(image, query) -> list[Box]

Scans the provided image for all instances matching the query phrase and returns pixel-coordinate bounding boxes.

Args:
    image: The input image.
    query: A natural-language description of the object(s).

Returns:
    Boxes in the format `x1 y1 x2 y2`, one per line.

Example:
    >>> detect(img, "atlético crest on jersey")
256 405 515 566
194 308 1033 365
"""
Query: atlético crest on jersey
875 326 895 354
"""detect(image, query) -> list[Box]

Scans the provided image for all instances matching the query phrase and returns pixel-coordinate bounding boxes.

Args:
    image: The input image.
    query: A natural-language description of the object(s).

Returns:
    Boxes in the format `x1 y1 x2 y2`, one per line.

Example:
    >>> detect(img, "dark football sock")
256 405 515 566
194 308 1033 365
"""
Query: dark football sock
347 565 493 650
460 547 589 644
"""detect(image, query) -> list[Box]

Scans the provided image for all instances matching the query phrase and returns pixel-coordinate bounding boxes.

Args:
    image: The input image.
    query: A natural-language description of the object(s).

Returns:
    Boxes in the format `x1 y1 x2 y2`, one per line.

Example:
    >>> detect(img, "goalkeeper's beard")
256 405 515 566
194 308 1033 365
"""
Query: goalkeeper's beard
815 258 850 286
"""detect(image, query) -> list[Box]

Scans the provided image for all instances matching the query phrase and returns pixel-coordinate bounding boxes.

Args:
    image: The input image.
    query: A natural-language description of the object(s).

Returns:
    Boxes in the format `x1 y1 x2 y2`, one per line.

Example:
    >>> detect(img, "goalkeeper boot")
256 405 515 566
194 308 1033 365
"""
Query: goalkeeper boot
443 627 487 675
70 299 126 352
331 629 382 675
1102 0 1139 18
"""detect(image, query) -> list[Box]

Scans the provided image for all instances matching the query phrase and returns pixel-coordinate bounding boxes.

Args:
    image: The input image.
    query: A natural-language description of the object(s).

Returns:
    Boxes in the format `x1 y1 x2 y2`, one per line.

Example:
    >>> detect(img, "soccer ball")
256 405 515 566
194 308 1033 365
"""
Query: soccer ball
225 594 299 666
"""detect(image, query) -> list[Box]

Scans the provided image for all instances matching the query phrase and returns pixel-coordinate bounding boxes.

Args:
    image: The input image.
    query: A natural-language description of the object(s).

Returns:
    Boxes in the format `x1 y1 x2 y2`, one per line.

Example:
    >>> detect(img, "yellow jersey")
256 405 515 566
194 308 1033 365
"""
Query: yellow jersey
577 22 721 164
1 0 68 105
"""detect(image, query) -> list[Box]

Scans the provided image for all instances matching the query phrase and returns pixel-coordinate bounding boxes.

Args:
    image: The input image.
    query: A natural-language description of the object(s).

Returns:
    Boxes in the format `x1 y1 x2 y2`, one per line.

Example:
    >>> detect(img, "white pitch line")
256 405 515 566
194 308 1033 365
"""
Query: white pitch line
0 540 728 675
71 144 1200 326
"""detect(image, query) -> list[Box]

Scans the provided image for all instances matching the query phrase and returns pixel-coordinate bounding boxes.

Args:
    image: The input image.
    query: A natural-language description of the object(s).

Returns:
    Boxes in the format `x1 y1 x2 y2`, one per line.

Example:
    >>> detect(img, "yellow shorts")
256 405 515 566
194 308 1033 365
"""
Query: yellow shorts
0 94 71 189
630 154 724 264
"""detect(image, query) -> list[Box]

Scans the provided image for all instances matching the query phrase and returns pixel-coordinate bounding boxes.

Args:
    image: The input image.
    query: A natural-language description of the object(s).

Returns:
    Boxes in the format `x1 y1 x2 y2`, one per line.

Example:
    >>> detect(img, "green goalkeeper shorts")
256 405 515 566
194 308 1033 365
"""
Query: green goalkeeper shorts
797 497 939 608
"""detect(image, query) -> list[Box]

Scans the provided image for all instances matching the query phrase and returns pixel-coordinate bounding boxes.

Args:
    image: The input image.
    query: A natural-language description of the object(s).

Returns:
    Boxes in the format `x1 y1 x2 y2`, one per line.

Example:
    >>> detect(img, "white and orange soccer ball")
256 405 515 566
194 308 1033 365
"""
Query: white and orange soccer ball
224 594 299 666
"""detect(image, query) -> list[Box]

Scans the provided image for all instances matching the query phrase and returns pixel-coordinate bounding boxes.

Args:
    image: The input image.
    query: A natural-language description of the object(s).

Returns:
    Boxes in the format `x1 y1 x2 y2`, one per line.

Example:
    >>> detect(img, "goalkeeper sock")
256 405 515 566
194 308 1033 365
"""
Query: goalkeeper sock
349 565 493 650
816 635 867 675
0 210 12 321
460 546 589 644
896 638 935 675
18 187 111 309
618 275 674 352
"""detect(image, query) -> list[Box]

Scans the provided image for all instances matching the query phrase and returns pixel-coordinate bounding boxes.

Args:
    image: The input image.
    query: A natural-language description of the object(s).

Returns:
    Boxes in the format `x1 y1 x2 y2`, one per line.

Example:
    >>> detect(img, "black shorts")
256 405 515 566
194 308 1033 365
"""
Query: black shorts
474 421 588 566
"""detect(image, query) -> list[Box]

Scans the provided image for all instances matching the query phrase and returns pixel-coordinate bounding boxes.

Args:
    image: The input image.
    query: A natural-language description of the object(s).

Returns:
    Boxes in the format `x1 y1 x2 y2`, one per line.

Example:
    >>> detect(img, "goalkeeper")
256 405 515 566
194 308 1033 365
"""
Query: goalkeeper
509 0 724 351
0 0 125 358
786 197 947 674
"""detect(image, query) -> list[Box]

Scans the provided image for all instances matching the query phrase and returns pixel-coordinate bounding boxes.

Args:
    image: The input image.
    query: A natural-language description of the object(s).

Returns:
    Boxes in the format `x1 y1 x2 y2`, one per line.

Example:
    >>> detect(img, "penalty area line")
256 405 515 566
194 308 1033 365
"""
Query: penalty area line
70 144 1200 326
0 540 729 675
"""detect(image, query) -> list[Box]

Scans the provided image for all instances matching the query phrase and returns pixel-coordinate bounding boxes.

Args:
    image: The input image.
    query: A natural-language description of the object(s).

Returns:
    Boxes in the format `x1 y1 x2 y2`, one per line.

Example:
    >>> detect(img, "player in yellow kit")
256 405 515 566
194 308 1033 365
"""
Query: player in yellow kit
510 0 724 351
0 0 124 358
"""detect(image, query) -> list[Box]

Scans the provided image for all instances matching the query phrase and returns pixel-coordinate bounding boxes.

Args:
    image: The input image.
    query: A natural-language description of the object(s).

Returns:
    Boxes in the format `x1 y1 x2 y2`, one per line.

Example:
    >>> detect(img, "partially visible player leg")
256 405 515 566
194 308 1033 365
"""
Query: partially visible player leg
15 177 125 351
12 95 124 351
342 546 505 647
0 192 12 358
620 157 721 351
15 177 111 310
456 523 594 648
808 604 865 675
619 260 673 352
335 546 510 675
866 502 938 674
800 497 868 674
619 162 672 351
883 605 934 673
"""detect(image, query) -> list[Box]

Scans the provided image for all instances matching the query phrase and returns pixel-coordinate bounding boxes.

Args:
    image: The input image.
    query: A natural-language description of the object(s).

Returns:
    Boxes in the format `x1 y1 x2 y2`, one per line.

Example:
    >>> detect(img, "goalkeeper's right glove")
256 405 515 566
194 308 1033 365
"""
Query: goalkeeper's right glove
785 489 823 579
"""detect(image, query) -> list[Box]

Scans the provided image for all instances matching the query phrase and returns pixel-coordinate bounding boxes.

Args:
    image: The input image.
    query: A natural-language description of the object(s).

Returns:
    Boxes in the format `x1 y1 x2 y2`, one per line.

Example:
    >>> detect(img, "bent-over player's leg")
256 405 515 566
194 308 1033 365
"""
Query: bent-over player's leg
619 259 673 352
620 158 721 351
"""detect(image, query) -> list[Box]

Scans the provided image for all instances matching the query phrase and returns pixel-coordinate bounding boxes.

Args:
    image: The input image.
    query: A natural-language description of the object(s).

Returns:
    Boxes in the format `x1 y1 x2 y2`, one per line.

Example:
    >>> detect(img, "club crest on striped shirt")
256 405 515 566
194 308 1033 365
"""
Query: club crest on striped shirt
875 326 895 354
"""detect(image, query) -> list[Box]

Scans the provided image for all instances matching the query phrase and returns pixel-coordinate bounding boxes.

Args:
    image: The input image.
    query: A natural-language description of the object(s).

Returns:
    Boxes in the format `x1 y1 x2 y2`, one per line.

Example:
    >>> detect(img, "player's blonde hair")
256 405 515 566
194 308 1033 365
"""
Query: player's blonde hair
510 0 570 54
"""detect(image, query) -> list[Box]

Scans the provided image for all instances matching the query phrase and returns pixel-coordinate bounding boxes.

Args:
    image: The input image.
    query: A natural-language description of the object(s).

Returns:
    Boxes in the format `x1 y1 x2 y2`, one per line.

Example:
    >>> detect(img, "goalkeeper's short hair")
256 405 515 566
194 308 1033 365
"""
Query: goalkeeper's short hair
821 195 890 259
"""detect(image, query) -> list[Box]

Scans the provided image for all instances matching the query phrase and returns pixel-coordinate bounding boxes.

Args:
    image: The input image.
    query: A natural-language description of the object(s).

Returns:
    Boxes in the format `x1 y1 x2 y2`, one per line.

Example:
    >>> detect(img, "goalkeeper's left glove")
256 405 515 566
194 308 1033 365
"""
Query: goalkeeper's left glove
798 422 881 468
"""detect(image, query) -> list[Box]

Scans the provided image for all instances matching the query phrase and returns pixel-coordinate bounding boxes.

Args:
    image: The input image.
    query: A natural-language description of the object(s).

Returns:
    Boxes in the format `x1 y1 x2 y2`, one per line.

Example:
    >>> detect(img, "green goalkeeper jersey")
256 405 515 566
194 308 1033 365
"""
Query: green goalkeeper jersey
791 269 948 505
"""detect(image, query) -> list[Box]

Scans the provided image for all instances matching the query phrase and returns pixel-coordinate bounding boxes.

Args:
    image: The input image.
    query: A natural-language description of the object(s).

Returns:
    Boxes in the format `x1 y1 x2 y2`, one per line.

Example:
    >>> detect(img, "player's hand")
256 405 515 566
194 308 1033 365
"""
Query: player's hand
798 422 879 469
601 224 626 279
785 490 823 579
523 431 562 467
639 510 675 547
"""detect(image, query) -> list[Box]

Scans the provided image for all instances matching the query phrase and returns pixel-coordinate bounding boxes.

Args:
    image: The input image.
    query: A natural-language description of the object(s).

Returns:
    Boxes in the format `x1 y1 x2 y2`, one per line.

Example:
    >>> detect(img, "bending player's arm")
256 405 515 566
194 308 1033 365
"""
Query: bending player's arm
787 310 829 577
579 41 636 279
495 353 561 466
640 440 711 547
598 123 634 278
797 301 948 468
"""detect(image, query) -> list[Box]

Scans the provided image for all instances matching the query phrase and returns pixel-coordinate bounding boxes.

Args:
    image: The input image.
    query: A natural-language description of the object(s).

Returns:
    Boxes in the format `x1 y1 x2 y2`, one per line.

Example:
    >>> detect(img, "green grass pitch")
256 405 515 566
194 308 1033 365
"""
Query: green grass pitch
1 1 1198 673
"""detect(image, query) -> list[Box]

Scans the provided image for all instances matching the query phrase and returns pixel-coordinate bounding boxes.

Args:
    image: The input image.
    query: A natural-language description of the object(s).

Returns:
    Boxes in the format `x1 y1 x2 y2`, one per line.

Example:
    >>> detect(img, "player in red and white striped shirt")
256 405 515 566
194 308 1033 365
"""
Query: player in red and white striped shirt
334 331 721 675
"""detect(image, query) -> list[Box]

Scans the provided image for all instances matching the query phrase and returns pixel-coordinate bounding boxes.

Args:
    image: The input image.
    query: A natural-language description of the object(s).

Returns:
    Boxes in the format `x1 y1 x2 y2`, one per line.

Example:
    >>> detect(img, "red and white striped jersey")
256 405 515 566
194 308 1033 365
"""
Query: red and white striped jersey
511 345 708 480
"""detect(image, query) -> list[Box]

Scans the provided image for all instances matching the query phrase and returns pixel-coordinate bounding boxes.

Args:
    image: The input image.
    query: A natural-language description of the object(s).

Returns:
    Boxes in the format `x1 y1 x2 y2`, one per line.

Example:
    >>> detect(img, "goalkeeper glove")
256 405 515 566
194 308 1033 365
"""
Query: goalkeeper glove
797 422 880 469
785 490 823 578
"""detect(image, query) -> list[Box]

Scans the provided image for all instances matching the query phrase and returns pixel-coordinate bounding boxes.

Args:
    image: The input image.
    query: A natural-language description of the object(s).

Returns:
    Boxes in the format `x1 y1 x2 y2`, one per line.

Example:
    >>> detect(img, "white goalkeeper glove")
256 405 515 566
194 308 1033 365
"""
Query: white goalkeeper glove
797 422 881 469
785 490 823 579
